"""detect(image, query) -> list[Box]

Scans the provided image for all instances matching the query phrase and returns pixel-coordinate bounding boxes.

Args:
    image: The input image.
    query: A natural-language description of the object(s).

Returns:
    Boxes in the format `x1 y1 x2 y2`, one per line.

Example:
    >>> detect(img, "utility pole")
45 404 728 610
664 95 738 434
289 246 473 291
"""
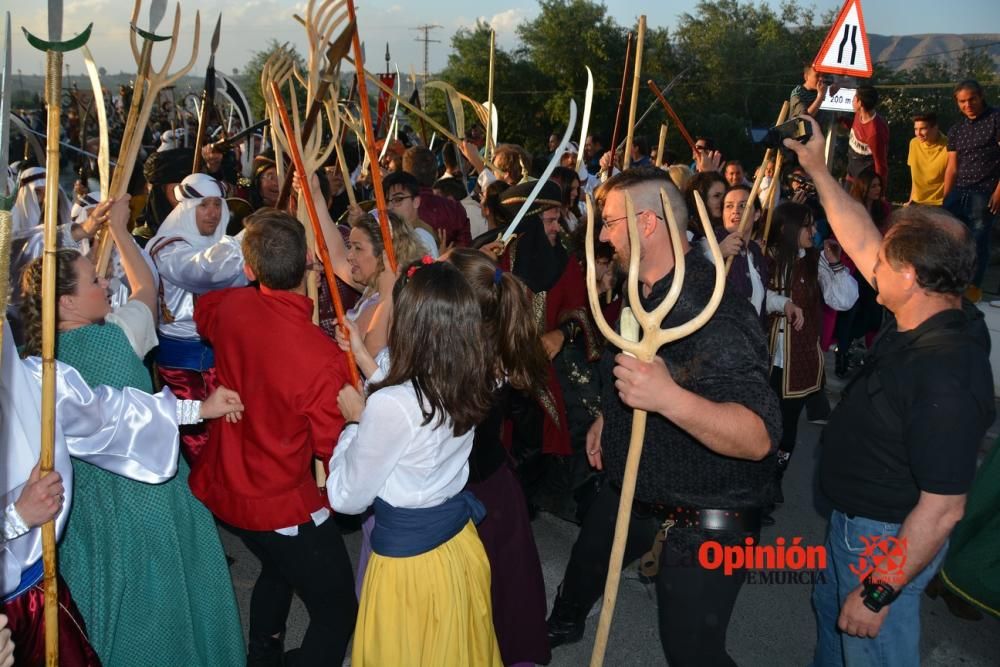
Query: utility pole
411 24 441 89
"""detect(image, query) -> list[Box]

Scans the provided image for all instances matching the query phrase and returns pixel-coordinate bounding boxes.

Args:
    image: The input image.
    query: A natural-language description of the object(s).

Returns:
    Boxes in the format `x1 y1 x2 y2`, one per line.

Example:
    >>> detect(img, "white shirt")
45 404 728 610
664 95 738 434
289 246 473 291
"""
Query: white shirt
327 383 473 516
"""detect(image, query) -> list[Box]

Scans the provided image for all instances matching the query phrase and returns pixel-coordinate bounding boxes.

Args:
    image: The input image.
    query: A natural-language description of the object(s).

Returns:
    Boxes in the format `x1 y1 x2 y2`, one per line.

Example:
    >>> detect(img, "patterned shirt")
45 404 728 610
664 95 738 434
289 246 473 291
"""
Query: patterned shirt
947 105 1000 193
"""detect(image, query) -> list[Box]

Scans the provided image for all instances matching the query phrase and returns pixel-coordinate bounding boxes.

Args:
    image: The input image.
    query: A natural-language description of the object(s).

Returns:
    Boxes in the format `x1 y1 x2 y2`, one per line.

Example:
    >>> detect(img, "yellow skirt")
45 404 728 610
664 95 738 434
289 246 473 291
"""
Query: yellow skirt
353 521 503 667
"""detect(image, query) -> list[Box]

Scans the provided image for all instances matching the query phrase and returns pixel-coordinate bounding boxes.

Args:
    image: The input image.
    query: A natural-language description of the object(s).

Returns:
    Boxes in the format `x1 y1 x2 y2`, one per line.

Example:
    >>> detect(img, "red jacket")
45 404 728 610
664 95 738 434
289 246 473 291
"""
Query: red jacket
190 286 351 531
417 186 472 247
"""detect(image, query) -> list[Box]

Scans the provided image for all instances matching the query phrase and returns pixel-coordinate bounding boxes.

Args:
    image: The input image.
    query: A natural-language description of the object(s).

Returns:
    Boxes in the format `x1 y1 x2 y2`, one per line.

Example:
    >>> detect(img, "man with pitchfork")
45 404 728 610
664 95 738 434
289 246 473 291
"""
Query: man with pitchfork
546 167 781 666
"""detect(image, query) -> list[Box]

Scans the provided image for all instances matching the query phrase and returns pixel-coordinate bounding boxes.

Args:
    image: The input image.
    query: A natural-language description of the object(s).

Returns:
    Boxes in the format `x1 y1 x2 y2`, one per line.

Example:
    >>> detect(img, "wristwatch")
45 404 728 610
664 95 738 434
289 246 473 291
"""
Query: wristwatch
861 575 900 612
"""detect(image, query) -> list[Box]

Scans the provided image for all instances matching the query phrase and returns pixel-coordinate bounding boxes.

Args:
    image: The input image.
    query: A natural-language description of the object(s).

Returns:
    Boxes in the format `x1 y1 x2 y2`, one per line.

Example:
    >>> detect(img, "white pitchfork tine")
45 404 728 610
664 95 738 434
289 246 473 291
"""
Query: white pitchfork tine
583 187 726 667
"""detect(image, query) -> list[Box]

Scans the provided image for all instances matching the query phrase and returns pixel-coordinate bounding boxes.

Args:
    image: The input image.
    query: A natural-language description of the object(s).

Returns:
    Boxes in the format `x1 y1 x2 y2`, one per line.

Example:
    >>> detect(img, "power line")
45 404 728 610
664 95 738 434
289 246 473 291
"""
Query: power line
412 24 442 88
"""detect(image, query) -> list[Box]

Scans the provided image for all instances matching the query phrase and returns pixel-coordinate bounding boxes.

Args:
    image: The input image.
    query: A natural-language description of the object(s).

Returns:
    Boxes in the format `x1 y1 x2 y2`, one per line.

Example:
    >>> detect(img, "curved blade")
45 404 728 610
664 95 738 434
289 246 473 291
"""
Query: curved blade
1 13 13 200
81 45 110 198
148 0 167 33
500 99 578 245
576 66 594 173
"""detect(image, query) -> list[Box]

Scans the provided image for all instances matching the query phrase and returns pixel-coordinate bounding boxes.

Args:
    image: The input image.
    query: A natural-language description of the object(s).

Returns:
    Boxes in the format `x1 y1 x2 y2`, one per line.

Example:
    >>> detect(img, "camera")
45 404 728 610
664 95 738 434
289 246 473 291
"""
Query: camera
760 118 812 150
787 173 816 195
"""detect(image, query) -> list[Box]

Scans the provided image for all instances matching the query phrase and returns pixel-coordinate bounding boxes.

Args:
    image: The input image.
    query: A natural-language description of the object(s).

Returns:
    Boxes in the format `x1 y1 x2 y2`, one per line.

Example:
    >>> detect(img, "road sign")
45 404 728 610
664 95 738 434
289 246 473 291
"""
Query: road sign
820 87 856 113
813 0 873 78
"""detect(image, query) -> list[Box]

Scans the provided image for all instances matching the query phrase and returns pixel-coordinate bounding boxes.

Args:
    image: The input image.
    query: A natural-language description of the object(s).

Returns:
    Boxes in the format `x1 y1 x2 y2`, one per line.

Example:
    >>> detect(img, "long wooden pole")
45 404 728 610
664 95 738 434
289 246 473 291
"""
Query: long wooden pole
484 29 495 161
40 47 63 667
270 81 361 387
654 122 668 168
606 31 633 177
345 0 396 272
761 150 785 249
621 16 645 171
646 80 696 153
726 101 788 273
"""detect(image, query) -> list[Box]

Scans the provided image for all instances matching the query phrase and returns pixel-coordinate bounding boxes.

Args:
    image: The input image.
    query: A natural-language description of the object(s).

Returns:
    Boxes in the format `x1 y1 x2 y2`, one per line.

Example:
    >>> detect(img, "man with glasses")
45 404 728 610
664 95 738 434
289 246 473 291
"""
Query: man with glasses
546 167 780 666
381 170 441 256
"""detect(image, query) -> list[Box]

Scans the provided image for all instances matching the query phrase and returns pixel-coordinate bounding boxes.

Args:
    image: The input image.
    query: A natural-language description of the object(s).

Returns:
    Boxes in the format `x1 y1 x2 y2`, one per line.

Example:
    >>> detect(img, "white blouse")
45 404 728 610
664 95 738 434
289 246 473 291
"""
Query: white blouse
326 382 473 516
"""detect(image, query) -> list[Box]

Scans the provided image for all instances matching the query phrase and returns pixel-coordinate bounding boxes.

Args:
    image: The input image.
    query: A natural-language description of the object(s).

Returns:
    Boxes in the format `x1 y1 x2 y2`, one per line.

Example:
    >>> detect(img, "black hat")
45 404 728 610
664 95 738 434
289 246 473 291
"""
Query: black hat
143 148 194 185
497 180 562 223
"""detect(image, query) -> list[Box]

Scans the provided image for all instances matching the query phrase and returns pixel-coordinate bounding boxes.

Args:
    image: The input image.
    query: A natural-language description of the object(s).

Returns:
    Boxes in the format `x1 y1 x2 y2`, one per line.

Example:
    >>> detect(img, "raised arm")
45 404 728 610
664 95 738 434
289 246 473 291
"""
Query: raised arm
297 171 364 290
108 195 156 314
782 115 883 286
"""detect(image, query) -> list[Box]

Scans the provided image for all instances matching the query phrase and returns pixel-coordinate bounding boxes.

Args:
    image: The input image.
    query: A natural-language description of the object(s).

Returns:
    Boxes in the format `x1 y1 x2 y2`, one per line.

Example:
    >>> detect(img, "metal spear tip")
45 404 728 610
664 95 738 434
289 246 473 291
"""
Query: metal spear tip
148 0 167 33
210 14 222 54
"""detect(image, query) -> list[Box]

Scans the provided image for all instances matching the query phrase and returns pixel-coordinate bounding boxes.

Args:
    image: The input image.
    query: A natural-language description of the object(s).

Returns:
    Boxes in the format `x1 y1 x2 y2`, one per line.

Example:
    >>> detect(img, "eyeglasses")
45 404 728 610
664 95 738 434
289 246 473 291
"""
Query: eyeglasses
387 195 413 206
601 210 663 229
694 144 708 152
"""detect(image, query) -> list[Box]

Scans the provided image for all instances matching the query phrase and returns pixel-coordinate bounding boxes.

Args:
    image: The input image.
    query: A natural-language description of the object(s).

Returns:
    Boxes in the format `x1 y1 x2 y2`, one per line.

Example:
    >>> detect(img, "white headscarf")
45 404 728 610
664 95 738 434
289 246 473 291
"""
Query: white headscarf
70 191 101 225
148 173 231 250
10 166 72 237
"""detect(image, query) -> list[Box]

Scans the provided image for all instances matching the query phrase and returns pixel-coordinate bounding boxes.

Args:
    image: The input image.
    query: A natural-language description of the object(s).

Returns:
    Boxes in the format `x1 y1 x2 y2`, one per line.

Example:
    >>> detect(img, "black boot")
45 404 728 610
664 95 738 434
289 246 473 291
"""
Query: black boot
547 587 590 648
835 348 849 378
247 635 285 667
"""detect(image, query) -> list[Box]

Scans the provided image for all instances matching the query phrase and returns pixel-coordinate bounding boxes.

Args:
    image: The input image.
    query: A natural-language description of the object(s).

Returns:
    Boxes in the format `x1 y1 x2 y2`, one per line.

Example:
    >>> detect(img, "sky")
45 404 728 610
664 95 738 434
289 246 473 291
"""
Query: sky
4 0 1000 79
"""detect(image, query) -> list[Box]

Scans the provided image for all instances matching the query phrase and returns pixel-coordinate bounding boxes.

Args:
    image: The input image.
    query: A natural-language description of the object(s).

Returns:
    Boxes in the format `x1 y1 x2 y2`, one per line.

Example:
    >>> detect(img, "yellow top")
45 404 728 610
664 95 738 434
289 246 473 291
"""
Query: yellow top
907 135 949 205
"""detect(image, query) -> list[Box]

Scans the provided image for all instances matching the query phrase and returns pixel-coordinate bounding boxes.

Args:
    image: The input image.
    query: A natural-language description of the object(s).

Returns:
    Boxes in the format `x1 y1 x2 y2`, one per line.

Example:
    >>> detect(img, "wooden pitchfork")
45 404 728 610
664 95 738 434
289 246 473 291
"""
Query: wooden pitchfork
94 0 200 276
583 187 726 667
260 44 296 185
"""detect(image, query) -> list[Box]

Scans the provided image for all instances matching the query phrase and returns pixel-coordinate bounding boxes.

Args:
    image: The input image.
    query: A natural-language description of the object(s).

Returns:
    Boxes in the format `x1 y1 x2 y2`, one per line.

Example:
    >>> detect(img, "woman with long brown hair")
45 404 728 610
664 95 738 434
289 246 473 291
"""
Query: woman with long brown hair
327 261 501 666
765 202 857 514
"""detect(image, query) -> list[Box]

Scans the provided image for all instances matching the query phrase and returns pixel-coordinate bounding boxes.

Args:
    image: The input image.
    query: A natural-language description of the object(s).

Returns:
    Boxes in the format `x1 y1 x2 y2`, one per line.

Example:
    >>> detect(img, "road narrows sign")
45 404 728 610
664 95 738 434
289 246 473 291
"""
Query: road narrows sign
813 0 873 78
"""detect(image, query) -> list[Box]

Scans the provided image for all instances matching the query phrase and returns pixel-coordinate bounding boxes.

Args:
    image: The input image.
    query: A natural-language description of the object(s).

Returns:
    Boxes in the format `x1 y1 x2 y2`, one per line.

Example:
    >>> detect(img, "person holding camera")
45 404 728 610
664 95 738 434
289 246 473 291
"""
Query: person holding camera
784 115 994 667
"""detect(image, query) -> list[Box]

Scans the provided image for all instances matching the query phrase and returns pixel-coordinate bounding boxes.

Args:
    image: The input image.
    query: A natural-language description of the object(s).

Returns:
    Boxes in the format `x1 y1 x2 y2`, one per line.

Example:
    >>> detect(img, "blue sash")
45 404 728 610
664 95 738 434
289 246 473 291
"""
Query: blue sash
2 558 44 603
370 491 486 558
156 334 214 371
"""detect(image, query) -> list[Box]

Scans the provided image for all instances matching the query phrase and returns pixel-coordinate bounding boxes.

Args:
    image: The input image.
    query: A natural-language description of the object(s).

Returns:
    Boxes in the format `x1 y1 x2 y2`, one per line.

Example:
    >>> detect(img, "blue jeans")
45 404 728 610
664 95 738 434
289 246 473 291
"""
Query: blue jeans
944 188 998 287
812 510 948 667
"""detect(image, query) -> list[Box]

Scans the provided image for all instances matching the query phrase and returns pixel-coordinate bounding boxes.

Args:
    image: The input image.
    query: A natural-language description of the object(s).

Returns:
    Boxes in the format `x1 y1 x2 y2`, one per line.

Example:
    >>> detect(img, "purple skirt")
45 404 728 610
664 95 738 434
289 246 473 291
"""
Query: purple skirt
467 462 551 666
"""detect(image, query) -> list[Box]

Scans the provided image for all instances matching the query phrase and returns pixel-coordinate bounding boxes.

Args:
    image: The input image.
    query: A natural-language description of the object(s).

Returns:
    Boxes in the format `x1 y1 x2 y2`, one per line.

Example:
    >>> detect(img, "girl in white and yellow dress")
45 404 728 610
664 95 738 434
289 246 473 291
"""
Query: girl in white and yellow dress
326 260 502 667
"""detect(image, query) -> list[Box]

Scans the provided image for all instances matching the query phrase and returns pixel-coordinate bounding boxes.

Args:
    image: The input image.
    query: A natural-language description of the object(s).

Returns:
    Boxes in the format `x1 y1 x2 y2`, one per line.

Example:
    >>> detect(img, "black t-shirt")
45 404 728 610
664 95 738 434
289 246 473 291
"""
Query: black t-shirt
601 251 782 509
820 304 995 523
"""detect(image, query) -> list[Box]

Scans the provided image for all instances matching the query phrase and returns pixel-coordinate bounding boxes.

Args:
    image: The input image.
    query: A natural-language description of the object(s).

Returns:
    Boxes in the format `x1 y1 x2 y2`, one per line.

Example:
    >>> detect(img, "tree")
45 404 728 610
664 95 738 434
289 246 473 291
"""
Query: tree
240 39 307 121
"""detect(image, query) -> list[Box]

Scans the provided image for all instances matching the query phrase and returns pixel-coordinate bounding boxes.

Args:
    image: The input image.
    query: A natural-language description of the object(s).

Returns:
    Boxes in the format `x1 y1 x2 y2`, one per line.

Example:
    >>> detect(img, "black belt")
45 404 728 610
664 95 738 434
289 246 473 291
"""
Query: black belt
634 498 761 533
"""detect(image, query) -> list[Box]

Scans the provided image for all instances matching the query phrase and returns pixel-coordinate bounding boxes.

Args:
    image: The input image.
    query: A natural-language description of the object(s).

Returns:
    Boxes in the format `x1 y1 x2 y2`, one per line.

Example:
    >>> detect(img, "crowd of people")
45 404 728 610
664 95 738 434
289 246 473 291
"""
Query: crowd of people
2 48 999 667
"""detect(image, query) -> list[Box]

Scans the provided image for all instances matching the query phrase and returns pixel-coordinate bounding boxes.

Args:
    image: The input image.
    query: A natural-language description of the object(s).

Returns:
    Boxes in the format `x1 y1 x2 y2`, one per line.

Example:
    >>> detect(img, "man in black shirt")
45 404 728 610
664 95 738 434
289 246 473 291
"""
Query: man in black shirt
785 116 995 667
546 168 781 666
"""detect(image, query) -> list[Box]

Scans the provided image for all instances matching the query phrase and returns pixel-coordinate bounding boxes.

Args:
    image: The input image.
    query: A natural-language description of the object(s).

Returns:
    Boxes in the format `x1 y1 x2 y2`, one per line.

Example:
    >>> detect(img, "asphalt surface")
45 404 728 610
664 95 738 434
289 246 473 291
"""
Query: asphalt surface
219 355 1000 666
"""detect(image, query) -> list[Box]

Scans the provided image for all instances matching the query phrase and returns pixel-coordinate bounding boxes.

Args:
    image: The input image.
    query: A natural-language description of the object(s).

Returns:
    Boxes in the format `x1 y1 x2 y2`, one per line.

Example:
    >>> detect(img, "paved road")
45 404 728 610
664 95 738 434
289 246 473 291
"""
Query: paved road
221 368 1000 666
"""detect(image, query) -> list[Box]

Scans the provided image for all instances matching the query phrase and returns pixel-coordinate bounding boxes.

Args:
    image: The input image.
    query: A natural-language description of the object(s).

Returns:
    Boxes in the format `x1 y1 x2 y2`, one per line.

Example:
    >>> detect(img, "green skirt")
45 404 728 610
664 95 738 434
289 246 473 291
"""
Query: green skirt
59 457 245 666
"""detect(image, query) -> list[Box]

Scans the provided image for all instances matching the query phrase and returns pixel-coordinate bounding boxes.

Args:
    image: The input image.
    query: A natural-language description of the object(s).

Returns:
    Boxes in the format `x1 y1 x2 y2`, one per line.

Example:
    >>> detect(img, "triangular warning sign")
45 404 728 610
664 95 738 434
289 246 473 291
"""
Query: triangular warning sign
813 0 873 78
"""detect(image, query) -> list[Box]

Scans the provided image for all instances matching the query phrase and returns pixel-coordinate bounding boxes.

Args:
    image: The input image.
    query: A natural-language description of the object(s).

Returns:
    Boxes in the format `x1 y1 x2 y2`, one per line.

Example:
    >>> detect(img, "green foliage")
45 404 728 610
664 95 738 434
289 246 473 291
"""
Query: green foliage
240 39 307 121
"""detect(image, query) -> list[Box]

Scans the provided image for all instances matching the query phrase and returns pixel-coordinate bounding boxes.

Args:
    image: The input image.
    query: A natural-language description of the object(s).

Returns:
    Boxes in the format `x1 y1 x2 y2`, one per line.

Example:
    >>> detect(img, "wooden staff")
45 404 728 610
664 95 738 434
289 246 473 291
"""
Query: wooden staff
606 31 633 176
23 13 96 661
270 81 360 387
654 122 668 168
761 150 785 249
726 101 789 273
345 0 396 272
646 80 696 153
584 189 725 667
484 28 495 161
621 16 646 171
